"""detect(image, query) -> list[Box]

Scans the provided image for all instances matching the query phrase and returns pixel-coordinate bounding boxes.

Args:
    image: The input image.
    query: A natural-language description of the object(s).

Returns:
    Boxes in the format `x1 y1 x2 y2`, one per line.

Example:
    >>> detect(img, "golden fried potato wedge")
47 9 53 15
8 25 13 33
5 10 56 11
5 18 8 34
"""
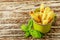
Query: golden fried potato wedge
44 7 51 13
40 4 45 13
30 11 40 23
42 20 49 25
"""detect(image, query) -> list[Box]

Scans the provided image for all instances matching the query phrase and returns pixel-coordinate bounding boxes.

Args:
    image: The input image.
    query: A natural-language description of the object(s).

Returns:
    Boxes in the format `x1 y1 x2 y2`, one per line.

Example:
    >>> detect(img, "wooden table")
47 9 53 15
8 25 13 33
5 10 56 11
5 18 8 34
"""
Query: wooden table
0 1 60 40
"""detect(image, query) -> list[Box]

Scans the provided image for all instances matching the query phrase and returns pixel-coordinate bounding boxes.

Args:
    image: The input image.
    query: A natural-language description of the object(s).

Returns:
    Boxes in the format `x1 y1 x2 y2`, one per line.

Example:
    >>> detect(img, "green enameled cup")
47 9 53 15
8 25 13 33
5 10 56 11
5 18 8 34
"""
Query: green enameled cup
33 21 51 33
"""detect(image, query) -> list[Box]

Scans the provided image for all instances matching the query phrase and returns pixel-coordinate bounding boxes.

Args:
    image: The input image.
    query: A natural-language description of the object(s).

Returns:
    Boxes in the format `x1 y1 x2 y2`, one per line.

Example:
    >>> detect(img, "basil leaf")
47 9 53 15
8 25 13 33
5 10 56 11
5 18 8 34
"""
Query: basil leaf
40 32 45 38
28 19 33 30
21 24 28 31
25 31 30 38
30 30 43 38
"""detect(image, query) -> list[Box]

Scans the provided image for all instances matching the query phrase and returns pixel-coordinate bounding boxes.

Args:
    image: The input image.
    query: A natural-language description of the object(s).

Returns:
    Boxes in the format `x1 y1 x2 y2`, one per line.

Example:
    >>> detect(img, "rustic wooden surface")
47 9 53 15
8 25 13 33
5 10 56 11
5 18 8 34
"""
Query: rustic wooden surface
0 1 60 40
0 0 59 2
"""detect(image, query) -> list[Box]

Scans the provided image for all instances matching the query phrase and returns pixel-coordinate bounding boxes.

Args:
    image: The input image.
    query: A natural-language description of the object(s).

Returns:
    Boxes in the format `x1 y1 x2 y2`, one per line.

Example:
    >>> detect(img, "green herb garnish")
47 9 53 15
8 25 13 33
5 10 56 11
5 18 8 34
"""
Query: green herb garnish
21 19 44 38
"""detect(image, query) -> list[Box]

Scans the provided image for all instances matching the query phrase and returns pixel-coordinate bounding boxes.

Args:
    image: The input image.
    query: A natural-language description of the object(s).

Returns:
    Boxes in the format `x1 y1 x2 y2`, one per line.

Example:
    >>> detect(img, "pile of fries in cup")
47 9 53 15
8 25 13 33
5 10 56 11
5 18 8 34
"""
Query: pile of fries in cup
30 4 56 25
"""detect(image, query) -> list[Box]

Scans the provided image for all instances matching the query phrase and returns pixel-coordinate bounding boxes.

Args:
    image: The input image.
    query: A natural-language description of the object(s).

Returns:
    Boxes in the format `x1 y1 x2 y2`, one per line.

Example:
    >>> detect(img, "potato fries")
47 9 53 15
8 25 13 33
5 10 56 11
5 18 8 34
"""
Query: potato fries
30 11 40 23
29 4 56 25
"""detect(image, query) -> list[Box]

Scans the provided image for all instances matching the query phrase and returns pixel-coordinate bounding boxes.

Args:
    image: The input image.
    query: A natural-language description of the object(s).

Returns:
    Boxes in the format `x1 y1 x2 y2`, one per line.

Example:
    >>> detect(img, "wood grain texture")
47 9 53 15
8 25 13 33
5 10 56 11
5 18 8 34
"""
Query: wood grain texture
0 0 58 2
0 1 60 40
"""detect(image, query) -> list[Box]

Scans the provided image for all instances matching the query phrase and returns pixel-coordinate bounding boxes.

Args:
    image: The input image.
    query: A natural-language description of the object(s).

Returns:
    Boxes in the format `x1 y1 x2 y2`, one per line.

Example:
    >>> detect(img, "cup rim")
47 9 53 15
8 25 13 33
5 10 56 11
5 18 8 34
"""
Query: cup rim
33 19 54 26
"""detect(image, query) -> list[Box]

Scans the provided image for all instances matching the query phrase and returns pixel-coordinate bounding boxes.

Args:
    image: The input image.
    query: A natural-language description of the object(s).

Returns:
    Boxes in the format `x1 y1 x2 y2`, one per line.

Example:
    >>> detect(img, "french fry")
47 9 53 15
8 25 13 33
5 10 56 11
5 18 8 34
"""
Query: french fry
42 20 49 25
40 4 45 13
44 7 51 13
42 11 47 25
42 12 47 20
30 11 40 23
39 12 43 22
39 12 43 18
48 17 53 23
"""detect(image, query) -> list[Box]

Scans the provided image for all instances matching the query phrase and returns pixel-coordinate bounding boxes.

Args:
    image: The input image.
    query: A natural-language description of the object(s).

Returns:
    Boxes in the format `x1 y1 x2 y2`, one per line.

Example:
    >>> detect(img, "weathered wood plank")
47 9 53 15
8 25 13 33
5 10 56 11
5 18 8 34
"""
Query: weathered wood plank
0 1 59 40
